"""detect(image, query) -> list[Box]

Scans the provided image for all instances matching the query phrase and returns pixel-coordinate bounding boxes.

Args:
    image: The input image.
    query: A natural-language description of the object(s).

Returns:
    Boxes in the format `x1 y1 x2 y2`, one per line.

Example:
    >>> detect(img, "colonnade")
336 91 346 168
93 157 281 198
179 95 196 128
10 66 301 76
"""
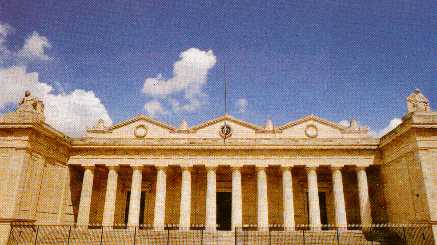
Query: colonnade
76 164 372 231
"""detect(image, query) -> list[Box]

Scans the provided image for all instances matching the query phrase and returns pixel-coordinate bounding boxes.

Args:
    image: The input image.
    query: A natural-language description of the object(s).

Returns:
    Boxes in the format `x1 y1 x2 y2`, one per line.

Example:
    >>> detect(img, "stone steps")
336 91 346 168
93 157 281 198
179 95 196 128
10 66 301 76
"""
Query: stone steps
8 227 380 245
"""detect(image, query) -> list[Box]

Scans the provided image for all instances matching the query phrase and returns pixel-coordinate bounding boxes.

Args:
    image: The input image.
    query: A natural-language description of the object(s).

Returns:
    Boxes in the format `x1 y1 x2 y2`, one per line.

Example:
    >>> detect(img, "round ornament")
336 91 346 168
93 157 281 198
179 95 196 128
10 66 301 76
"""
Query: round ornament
305 124 318 138
219 124 232 139
134 125 148 138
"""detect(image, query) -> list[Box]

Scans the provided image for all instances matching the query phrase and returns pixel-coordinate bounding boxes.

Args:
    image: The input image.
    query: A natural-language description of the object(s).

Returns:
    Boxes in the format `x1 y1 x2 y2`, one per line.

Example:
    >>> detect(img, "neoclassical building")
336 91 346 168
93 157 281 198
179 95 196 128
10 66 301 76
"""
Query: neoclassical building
0 89 436 244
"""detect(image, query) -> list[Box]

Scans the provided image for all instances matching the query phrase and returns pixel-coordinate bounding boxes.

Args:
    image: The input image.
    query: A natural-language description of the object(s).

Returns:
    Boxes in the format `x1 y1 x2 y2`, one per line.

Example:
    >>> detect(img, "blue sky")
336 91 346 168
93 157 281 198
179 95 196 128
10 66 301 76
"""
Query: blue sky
0 0 436 136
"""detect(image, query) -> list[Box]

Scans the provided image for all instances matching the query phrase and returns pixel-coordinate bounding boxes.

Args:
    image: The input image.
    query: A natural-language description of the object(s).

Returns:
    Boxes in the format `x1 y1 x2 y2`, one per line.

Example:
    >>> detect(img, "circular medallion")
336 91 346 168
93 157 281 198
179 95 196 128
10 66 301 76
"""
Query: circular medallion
219 124 232 139
305 124 318 138
134 125 148 138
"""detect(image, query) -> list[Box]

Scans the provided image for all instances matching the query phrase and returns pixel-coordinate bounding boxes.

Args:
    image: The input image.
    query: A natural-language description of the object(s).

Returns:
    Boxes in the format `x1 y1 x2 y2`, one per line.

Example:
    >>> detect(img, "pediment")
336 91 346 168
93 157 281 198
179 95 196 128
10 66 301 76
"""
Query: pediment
86 115 176 138
189 114 262 138
108 115 176 131
278 115 347 138
191 114 262 131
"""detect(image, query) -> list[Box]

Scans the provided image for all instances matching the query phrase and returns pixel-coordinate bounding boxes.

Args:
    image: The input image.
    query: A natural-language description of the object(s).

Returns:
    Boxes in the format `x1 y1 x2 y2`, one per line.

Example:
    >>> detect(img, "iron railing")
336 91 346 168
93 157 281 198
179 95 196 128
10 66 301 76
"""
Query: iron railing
6 223 436 245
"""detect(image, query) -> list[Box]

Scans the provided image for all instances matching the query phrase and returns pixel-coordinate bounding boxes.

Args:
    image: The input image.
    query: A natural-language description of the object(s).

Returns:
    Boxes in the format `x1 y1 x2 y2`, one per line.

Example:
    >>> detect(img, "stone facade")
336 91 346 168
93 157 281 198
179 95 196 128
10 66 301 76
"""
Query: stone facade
0 90 436 244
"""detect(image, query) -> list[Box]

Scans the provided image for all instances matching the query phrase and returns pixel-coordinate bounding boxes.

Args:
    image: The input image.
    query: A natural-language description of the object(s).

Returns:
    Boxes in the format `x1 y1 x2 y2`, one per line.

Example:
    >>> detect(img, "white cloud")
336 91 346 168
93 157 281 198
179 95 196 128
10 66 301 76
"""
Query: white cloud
142 48 216 114
236 98 248 113
0 66 53 107
17 31 51 61
0 66 112 137
370 118 402 137
0 24 110 137
144 100 167 117
0 23 13 63
45 90 112 137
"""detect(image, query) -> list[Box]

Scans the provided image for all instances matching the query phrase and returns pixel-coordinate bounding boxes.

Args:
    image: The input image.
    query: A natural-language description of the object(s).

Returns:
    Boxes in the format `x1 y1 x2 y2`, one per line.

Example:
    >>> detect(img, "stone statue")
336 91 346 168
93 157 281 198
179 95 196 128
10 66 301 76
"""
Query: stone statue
93 119 106 130
407 89 431 113
17 90 45 115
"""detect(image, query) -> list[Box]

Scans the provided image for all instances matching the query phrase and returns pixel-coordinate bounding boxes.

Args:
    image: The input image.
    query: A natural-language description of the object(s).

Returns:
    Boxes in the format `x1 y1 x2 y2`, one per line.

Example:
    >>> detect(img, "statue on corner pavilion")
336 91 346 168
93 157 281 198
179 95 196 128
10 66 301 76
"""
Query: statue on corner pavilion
407 89 431 113
17 90 44 114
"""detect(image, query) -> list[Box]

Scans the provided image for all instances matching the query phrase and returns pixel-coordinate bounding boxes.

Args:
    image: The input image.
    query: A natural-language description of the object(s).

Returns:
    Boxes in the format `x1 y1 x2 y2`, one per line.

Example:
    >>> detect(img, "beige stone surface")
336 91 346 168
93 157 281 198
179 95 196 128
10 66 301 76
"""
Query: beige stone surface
0 90 437 244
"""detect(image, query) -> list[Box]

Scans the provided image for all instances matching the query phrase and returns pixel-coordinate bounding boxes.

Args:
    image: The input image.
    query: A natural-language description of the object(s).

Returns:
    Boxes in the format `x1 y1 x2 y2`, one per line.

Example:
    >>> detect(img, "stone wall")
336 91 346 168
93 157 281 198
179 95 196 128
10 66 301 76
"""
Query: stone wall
381 130 431 224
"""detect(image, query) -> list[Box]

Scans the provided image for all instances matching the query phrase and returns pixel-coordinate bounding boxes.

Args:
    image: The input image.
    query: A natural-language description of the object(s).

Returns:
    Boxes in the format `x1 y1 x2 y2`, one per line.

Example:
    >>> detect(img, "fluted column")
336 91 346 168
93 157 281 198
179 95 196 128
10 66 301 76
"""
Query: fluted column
331 167 347 231
102 165 119 227
77 165 95 225
153 166 167 230
306 166 321 231
357 167 372 228
128 165 143 226
282 166 295 231
257 166 269 231
231 166 242 230
205 166 217 231
179 166 192 230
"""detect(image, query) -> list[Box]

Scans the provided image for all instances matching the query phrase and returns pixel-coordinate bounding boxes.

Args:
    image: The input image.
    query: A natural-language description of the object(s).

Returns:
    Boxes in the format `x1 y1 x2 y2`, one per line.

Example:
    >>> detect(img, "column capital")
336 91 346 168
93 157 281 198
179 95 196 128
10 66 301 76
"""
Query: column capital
305 165 318 173
281 165 294 171
255 164 268 171
130 164 143 171
356 166 368 172
330 165 344 171
82 164 95 170
155 165 168 171
205 165 217 171
106 165 119 171
231 165 243 171
180 165 192 171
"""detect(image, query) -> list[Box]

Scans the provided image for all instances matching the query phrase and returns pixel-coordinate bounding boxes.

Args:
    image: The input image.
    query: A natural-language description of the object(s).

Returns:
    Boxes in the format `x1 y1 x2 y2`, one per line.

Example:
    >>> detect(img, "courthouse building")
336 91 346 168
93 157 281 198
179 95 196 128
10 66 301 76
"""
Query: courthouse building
0 89 436 243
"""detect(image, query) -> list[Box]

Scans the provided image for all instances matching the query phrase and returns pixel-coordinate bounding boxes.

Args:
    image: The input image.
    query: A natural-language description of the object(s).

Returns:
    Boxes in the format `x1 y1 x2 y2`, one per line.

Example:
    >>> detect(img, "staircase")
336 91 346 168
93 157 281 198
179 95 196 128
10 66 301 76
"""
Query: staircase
8 226 381 245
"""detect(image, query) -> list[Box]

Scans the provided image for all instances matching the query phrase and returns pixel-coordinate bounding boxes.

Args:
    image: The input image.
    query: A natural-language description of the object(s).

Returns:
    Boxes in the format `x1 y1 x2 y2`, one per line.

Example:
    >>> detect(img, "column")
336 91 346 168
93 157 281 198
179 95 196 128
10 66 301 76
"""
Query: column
153 166 167 230
257 166 269 231
127 165 143 226
102 165 119 227
77 165 94 225
205 166 217 231
357 167 372 228
282 166 295 231
306 166 321 231
331 167 347 231
179 166 191 230
231 166 242 230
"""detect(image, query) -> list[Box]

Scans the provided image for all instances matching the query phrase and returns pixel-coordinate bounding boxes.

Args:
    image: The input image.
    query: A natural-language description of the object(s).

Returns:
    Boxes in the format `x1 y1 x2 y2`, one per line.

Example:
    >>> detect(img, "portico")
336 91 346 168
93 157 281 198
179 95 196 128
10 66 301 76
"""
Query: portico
71 157 373 231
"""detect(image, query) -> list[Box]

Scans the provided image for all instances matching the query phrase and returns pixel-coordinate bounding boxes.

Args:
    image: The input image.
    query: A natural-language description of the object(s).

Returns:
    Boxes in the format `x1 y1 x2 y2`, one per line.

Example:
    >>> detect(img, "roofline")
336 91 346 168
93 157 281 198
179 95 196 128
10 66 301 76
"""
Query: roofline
278 114 348 131
190 114 263 131
103 114 177 132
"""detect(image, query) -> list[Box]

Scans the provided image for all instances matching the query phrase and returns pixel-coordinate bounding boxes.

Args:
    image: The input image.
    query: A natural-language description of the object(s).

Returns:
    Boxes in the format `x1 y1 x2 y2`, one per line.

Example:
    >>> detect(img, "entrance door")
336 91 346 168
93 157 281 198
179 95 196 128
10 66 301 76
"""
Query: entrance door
216 192 232 230
319 192 328 229
124 191 146 225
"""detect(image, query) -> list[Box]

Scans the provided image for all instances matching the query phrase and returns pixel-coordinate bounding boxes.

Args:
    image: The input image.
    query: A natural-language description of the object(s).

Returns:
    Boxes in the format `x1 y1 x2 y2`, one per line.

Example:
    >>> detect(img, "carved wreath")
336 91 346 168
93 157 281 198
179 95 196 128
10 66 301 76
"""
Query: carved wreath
134 125 148 138
219 124 232 139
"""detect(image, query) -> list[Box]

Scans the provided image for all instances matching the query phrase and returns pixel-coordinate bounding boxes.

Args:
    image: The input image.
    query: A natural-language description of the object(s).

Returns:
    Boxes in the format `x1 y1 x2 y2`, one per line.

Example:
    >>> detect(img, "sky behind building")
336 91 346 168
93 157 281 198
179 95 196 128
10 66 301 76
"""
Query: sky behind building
0 0 436 136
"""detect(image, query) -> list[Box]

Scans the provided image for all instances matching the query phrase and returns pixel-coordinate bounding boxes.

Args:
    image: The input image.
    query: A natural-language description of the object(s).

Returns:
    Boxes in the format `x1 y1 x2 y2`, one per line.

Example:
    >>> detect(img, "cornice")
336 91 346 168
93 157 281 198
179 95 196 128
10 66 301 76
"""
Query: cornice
71 137 379 150
379 111 437 148
0 122 71 148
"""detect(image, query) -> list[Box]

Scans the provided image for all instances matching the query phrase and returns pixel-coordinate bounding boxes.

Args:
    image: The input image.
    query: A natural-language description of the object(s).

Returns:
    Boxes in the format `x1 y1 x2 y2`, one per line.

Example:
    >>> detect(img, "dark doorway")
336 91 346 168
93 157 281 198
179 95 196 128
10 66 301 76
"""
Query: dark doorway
124 191 146 225
319 192 328 229
217 192 232 230
306 192 329 229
